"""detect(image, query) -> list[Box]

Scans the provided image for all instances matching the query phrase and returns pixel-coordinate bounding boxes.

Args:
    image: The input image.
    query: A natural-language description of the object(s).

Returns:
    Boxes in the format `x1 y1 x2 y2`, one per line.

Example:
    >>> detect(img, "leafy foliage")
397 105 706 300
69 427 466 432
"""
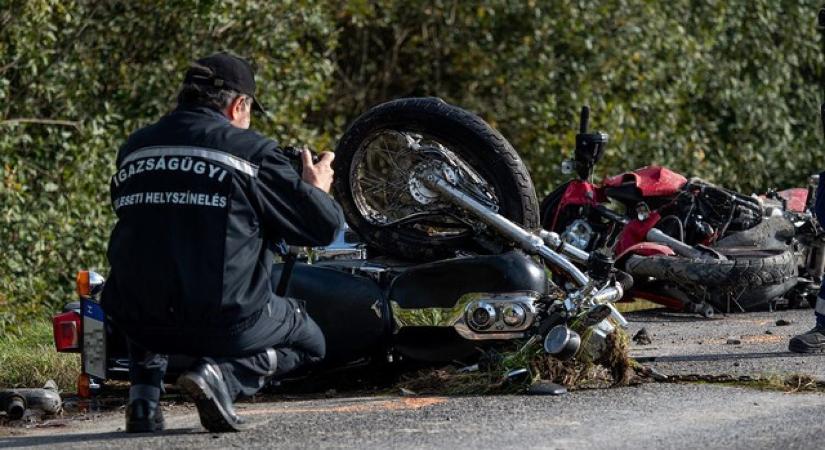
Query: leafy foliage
1 0 823 333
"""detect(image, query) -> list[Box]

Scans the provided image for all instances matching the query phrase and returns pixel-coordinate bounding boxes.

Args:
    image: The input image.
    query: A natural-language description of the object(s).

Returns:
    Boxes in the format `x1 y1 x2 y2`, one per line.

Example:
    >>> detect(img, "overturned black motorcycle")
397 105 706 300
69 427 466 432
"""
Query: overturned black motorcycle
55 98 632 393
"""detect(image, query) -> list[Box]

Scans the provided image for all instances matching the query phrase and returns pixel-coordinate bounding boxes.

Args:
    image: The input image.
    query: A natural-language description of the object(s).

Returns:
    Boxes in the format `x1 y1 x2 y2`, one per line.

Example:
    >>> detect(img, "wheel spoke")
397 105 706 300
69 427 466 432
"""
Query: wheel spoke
351 129 496 236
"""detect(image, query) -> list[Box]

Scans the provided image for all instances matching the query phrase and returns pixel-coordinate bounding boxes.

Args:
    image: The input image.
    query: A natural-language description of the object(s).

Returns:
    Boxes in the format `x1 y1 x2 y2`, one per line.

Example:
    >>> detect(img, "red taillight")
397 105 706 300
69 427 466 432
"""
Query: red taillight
53 311 81 352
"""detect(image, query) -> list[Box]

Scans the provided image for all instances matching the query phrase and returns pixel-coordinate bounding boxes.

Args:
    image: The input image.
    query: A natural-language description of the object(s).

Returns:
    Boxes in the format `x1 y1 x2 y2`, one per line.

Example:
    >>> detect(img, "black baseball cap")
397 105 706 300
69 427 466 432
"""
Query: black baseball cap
184 52 266 114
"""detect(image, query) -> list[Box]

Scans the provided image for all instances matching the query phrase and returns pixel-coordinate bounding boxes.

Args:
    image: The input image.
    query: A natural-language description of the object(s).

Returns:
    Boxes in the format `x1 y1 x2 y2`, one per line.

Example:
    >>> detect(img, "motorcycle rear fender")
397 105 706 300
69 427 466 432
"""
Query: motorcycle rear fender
388 250 547 310
615 212 662 255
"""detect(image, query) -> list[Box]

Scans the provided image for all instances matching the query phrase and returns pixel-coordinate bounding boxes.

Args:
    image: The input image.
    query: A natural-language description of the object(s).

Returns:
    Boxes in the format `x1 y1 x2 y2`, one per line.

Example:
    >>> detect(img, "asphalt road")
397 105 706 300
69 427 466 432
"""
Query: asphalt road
627 308 825 380
3 308 824 449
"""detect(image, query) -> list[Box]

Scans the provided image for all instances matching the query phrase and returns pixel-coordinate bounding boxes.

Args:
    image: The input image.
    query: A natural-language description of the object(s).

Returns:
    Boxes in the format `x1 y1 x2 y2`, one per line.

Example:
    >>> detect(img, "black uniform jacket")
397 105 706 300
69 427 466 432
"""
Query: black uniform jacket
101 106 344 356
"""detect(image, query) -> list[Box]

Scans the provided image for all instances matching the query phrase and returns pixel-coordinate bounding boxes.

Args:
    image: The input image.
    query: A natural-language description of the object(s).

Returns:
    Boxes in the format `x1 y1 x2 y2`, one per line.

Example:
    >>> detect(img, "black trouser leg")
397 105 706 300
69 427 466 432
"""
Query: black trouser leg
210 297 325 399
272 297 326 377
127 340 168 407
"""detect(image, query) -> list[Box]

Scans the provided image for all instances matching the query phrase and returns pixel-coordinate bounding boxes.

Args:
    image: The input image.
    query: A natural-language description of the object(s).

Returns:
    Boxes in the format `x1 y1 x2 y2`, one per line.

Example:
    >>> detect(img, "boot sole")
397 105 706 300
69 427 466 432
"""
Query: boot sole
788 341 825 354
126 417 164 433
177 373 245 432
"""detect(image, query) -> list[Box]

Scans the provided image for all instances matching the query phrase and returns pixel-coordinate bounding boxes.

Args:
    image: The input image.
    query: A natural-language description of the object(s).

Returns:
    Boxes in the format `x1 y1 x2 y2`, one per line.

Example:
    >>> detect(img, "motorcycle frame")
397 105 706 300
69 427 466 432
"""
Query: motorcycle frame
421 170 628 327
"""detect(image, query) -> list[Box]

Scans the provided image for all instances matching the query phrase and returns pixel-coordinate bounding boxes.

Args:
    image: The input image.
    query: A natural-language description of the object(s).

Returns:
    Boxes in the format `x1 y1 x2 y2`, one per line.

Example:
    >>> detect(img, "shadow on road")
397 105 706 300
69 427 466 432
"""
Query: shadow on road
635 351 810 363
0 428 198 447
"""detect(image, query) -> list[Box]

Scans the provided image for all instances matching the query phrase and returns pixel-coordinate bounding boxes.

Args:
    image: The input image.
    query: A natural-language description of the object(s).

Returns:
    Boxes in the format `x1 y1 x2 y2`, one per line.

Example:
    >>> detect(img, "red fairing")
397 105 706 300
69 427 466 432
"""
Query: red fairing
615 211 662 255
776 188 808 213
617 242 676 261
549 180 606 230
602 166 688 197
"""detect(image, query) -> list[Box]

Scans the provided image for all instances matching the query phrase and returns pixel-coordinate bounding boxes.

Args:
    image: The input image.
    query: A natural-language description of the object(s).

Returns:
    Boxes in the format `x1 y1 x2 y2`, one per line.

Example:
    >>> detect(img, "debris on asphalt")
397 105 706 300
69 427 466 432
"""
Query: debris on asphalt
726 337 742 345
399 388 418 397
765 330 773 335
776 319 793 326
525 381 567 396
632 328 653 345
457 364 479 373
396 323 634 395
0 380 62 421
504 368 530 384
635 365 668 382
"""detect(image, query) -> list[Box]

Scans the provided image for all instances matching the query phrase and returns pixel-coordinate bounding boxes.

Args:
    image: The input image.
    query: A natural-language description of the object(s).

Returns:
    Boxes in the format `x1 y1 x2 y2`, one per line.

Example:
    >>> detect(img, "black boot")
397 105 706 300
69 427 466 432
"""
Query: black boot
789 327 825 353
177 361 246 432
125 399 165 433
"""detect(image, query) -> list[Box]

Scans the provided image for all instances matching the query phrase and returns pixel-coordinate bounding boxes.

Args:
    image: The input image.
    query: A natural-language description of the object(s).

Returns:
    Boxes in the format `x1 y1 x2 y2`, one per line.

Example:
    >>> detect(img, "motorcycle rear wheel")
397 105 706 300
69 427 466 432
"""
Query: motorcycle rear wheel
332 97 539 260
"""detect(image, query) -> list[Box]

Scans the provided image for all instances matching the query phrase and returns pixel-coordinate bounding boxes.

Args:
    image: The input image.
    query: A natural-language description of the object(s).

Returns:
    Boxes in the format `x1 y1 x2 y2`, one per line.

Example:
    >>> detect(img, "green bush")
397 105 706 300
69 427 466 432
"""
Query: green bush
0 0 338 333
0 320 79 389
2 0 823 334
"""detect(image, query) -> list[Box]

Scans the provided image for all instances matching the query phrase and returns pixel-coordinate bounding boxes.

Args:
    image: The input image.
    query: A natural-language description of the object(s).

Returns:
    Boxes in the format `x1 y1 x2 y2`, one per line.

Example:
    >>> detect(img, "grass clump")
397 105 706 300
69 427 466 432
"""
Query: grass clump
397 319 635 395
0 320 80 391
696 373 825 394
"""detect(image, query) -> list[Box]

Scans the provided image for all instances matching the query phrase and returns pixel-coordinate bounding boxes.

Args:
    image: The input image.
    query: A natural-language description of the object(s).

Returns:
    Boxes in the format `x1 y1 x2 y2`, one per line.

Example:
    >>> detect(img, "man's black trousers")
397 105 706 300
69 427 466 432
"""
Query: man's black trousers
127 297 326 403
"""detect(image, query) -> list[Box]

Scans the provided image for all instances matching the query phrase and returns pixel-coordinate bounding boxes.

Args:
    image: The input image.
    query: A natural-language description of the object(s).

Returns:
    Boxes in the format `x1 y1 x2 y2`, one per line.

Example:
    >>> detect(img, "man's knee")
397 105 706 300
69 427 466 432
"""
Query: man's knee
304 318 326 361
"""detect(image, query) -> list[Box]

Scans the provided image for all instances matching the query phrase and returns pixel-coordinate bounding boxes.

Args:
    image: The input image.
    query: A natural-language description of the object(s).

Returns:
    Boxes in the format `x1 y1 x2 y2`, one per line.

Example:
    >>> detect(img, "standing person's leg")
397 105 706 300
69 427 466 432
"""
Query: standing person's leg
126 339 168 432
789 294 825 353
792 172 825 352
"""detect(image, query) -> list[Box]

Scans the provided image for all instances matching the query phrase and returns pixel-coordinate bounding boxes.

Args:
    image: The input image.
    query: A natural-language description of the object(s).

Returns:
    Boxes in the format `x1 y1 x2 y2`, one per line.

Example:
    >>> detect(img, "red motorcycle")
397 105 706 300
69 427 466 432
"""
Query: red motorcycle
541 107 823 316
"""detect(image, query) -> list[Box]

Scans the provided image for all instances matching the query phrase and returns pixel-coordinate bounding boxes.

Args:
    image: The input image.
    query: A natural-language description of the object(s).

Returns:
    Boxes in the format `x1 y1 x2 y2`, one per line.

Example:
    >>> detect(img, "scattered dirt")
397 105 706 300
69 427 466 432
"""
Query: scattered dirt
776 319 793 326
633 328 653 345
238 397 447 415
740 334 783 344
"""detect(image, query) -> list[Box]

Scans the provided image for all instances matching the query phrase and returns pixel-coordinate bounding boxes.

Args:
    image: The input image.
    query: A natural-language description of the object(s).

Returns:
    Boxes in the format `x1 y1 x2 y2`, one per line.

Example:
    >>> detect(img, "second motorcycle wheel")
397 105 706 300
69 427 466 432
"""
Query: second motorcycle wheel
624 247 798 311
332 97 539 260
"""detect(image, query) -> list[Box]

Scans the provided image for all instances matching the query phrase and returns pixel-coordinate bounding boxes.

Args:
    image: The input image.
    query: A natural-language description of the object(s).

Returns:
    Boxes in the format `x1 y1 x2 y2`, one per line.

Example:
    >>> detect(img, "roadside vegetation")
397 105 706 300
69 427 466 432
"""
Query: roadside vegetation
0 321 79 390
669 373 825 394
2 1 823 333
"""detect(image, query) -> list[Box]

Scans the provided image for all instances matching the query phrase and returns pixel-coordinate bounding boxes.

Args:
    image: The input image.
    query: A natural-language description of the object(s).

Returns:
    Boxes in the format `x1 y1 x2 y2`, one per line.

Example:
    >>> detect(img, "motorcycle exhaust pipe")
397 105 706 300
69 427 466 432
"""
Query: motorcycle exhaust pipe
0 392 26 420
0 385 62 419
425 175 590 287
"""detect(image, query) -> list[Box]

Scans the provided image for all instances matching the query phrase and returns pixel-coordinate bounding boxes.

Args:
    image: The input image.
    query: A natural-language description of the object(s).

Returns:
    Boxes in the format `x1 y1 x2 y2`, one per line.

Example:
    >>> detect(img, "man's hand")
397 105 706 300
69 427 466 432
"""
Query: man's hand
301 149 335 193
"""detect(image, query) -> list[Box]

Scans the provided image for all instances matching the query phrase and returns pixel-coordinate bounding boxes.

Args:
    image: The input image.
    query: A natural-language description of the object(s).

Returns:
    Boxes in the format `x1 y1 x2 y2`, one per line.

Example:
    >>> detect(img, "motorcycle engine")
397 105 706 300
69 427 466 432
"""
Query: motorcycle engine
561 219 594 251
